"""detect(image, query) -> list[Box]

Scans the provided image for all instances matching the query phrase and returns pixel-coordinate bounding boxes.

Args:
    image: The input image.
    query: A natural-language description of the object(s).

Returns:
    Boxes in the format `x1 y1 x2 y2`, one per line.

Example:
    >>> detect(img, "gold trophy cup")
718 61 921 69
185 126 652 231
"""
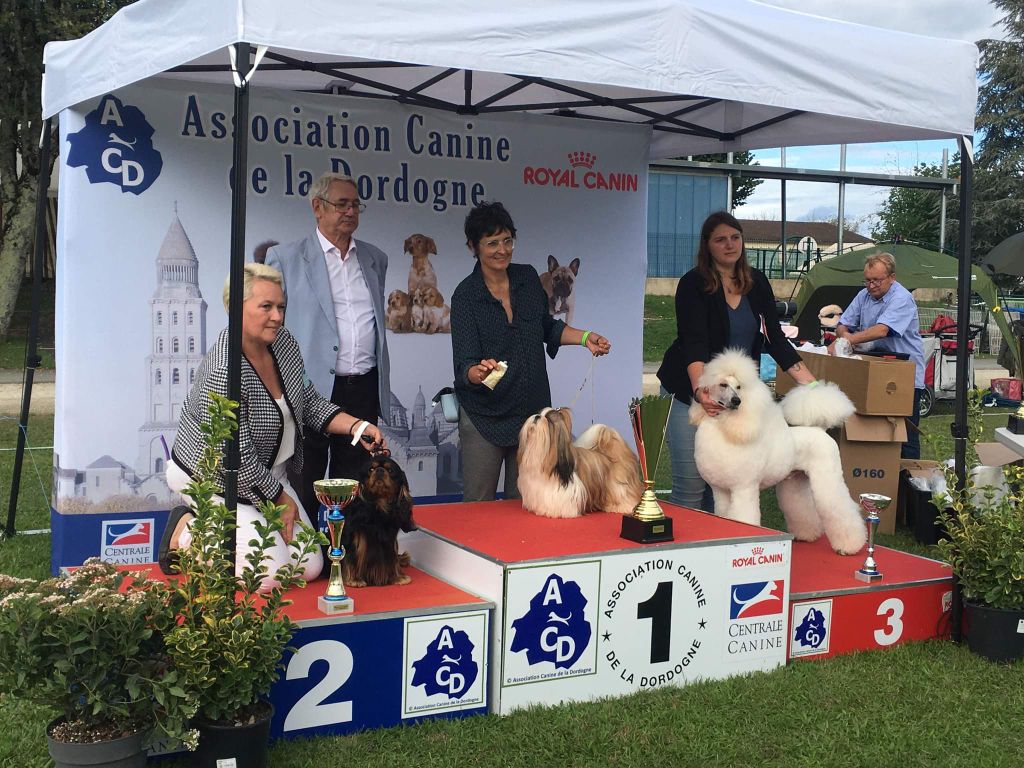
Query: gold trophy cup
854 493 890 583
620 394 675 543
314 477 359 615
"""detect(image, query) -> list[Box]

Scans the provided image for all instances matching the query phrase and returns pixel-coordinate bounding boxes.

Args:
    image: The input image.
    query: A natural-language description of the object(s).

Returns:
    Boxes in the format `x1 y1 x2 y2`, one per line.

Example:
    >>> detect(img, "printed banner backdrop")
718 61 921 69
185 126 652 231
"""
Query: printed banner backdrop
52 80 649 568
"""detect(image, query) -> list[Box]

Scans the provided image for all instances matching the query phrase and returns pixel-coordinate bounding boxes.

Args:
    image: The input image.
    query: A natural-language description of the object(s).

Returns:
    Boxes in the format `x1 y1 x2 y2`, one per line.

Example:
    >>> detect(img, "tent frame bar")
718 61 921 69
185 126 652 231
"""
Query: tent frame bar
166 56 806 142
652 159 959 191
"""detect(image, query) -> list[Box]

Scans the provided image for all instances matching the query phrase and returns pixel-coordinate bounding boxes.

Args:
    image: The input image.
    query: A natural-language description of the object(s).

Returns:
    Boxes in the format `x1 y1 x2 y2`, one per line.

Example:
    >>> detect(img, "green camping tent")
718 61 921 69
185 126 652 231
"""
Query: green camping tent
791 242 1021 373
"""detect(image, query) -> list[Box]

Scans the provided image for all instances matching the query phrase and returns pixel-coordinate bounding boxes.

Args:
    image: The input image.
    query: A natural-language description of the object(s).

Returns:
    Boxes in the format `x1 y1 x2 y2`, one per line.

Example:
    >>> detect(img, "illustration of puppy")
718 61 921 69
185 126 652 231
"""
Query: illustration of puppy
342 454 416 587
386 289 412 333
405 234 439 295
412 286 451 334
539 255 580 325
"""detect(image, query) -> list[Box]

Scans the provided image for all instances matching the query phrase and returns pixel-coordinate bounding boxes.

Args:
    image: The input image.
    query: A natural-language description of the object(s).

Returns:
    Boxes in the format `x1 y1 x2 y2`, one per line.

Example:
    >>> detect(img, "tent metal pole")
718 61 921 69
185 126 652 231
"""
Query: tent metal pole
225 42 253 567
4 118 54 539
950 134 973 643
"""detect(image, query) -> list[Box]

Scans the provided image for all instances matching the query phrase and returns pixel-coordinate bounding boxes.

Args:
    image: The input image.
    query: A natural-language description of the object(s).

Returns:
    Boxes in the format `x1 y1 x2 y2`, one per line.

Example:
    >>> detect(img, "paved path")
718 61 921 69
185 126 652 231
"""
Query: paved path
0 369 55 416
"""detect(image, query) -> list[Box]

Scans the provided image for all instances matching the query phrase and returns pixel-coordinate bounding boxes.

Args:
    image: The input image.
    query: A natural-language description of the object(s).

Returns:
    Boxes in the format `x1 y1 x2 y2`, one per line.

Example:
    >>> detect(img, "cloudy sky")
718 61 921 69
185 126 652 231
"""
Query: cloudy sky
734 0 1006 233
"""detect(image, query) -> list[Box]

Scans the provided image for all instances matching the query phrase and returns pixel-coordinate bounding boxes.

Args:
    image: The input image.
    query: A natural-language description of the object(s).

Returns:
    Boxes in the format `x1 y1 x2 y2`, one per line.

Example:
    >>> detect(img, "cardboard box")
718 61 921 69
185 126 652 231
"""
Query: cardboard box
775 351 915 416
835 414 908 534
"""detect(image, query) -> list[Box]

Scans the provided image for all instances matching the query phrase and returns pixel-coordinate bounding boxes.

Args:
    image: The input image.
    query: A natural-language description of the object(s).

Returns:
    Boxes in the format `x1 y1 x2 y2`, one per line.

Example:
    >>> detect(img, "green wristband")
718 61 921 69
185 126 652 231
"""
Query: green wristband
581 330 591 347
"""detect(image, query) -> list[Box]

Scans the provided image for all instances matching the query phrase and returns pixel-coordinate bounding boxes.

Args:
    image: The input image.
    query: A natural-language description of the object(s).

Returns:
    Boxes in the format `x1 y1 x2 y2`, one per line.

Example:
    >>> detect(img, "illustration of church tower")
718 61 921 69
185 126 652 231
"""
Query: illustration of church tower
136 207 207 476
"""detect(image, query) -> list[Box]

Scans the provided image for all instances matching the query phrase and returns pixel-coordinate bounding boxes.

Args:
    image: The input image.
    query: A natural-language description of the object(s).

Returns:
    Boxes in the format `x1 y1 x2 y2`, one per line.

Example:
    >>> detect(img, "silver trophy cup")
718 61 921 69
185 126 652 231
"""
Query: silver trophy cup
854 493 891 583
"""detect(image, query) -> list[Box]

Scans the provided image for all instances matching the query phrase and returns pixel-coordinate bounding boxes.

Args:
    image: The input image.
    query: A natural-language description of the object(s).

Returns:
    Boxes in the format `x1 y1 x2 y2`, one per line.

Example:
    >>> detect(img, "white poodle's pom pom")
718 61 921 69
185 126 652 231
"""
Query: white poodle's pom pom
780 381 854 428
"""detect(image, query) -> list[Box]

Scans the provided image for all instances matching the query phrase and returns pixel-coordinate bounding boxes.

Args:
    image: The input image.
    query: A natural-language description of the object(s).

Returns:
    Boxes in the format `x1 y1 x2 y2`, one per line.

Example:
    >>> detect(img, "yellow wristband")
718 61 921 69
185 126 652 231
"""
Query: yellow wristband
581 330 591 347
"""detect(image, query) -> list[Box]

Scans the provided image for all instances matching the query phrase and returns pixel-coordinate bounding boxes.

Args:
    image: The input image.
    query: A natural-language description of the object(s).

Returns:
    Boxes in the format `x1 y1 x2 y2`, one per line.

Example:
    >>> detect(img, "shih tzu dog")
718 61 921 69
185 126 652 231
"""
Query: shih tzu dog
516 407 644 518
341 454 416 587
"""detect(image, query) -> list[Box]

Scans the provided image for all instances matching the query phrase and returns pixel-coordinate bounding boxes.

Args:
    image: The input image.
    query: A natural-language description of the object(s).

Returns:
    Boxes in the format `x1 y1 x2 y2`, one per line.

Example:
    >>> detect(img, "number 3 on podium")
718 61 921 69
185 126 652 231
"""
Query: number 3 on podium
873 597 904 647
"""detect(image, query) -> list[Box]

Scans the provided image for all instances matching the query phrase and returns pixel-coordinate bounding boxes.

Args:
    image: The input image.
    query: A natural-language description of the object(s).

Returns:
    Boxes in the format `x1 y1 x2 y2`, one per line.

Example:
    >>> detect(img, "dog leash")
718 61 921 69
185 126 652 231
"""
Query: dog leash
565 356 597 423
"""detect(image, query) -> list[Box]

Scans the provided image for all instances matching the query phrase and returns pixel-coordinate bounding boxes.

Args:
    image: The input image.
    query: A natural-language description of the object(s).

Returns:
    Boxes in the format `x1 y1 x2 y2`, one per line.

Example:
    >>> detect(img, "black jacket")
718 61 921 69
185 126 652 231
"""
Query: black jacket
657 267 800 405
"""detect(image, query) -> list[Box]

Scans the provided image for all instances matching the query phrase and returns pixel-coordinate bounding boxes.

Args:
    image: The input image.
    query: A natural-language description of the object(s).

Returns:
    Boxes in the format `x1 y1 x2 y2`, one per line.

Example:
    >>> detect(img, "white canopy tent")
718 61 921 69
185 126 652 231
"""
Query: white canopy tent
26 0 979 616
42 0 977 156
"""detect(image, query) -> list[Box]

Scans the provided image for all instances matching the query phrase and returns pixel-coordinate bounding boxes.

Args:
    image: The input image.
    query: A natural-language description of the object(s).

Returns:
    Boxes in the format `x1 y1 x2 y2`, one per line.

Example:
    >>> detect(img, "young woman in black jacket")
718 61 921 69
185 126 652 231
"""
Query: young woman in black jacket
656 211 815 510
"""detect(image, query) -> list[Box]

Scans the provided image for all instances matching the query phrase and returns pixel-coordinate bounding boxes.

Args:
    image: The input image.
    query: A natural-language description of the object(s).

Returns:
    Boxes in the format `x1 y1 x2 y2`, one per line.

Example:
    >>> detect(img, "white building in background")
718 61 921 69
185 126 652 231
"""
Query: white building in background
55 209 207 509
136 208 207 478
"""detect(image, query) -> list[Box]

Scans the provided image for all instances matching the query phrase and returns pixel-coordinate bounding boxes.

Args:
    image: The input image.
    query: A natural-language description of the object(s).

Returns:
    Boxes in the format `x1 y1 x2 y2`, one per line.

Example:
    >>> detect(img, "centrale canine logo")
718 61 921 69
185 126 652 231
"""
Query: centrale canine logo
510 573 592 668
410 625 479 699
522 151 638 192
67 94 162 194
794 607 828 650
100 519 155 565
729 580 784 620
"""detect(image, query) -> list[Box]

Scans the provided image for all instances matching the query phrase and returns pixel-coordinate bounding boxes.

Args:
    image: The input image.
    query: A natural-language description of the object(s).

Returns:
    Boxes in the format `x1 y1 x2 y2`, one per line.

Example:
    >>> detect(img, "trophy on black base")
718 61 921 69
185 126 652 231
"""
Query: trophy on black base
854 492 890 583
315 477 359 615
1008 404 1024 435
620 394 675 544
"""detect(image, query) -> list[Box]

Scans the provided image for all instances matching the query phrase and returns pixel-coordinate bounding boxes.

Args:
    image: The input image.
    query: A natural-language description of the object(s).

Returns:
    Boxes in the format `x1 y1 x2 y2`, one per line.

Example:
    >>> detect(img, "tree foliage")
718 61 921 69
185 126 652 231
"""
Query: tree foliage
973 0 1024 262
0 0 131 338
871 159 959 250
691 151 763 208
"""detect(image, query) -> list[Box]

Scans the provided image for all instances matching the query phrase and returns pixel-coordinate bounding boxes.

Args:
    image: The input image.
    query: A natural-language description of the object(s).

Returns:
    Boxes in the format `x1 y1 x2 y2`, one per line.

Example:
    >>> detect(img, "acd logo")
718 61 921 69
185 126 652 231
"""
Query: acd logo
411 625 479 700
510 573 592 668
67 94 162 194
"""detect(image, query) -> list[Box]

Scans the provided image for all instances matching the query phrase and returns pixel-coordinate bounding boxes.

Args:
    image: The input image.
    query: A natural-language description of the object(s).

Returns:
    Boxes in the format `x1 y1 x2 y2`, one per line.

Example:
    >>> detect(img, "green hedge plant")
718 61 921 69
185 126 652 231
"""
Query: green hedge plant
164 393 325 725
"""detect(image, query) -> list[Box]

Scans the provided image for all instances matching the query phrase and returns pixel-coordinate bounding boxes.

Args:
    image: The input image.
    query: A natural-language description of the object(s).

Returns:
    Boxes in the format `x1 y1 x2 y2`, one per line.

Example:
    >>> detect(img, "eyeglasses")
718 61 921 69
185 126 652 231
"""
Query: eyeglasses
480 236 515 252
318 197 366 213
863 276 891 286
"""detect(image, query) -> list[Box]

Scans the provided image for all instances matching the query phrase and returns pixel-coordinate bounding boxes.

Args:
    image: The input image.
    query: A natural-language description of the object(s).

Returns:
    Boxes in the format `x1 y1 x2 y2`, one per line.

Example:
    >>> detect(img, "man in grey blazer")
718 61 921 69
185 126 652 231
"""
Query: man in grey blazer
266 172 391 519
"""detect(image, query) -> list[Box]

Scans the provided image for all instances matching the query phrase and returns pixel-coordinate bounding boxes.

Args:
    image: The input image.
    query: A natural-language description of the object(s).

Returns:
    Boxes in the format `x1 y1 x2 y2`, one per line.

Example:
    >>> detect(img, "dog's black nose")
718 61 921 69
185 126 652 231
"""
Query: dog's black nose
730 396 741 408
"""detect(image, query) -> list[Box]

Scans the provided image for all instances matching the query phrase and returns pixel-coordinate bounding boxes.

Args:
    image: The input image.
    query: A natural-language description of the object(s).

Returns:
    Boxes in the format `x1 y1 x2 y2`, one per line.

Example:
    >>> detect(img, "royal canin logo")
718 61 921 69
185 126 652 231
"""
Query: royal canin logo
523 151 638 192
731 545 785 568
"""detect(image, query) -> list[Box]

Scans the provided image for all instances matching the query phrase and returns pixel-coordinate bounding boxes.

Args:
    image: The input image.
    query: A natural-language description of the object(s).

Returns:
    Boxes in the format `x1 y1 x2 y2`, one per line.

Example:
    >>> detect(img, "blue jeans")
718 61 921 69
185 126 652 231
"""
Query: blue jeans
902 387 924 460
662 386 715 512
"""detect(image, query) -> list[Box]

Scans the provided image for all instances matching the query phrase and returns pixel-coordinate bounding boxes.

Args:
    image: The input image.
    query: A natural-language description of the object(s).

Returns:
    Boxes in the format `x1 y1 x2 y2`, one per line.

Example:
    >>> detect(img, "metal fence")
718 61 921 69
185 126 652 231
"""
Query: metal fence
646 237 823 279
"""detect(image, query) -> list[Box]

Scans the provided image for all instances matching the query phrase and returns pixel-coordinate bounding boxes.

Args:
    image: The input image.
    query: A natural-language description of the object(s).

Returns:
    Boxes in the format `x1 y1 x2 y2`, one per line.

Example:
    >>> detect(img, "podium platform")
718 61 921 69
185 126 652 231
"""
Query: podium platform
136 564 491 741
788 538 952 660
402 500 793 714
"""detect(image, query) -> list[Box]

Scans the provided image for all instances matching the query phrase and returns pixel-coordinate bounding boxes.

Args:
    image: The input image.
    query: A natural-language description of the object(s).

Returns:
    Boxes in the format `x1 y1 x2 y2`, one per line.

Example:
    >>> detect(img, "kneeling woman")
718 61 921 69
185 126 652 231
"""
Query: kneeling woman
159 263 386 590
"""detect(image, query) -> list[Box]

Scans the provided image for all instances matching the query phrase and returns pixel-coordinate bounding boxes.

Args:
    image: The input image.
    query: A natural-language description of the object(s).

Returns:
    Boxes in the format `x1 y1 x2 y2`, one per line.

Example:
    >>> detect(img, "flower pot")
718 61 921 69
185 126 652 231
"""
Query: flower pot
46 719 145 768
193 702 273 768
965 601 1024 663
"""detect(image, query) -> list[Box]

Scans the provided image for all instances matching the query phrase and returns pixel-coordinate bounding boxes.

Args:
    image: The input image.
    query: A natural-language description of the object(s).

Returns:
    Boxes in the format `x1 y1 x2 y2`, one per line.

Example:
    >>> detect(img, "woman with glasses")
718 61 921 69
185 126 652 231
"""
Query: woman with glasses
657 211 816 511
450 201 611 502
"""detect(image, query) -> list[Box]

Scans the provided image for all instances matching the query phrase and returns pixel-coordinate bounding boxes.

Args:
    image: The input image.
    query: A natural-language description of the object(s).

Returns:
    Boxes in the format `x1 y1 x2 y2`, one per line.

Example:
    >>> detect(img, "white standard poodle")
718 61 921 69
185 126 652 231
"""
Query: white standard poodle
689 349 867 555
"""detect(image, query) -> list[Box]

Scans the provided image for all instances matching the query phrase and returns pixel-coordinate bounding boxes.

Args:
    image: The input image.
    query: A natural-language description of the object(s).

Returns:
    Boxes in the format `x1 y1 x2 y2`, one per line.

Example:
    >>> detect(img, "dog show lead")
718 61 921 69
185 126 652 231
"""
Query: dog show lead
450 200 611 503
657 211 816 512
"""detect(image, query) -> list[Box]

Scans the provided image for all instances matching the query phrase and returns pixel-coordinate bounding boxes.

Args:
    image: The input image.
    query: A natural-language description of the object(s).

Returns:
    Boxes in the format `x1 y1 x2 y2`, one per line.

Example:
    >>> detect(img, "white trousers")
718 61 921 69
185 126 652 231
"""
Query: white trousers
166 460 323 592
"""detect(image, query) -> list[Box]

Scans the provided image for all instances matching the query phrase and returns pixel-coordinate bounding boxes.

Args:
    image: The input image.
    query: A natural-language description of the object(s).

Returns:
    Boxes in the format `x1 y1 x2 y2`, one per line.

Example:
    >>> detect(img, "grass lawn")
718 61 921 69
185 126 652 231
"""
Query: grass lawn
0 299 1020 766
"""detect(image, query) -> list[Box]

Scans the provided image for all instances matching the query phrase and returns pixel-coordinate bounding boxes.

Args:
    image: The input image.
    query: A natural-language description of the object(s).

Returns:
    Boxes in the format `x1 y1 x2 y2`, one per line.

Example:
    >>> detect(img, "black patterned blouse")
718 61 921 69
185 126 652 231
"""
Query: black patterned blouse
451 262 566 446
171 326 343 504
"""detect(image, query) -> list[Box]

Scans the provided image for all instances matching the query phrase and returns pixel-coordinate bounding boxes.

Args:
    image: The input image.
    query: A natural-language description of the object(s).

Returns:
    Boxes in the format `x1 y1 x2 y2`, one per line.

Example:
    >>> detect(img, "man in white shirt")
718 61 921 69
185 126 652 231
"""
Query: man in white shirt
266 172 391 519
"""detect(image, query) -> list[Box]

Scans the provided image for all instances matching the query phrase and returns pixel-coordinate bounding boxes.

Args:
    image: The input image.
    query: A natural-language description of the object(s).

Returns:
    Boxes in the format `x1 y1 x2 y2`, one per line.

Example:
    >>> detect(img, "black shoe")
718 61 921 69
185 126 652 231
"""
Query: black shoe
158 505 193 575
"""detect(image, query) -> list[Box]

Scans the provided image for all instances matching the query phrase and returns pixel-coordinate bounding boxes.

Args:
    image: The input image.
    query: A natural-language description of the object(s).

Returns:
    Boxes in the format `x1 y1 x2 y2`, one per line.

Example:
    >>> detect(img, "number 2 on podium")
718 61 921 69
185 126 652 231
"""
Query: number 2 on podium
283 640 354 732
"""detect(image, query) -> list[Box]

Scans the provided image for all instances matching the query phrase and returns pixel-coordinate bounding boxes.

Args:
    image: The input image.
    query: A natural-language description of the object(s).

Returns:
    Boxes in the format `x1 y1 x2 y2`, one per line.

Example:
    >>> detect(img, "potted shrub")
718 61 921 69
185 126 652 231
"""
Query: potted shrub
0 560 195 767
164 393 323 768
936 393 1024 663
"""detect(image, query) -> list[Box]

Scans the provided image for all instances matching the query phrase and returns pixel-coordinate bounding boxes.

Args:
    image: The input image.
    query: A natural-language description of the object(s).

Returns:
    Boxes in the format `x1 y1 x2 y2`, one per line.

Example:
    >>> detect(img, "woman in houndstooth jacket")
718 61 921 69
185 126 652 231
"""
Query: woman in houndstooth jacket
160 263 386 591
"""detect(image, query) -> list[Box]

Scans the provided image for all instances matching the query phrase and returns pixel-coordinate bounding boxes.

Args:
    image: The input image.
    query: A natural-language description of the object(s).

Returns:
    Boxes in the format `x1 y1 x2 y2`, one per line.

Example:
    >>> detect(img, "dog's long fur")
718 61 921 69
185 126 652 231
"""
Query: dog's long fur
689 349 866 555
341 455 416 587
517 407 644 518
386 289 413 332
